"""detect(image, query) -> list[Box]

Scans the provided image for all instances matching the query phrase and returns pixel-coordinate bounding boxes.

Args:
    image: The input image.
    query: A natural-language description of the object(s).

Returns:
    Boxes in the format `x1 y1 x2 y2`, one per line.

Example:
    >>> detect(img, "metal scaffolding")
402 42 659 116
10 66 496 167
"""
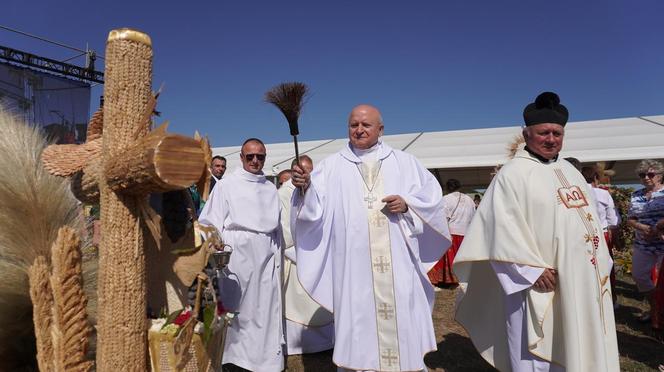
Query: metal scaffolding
0 44 104 84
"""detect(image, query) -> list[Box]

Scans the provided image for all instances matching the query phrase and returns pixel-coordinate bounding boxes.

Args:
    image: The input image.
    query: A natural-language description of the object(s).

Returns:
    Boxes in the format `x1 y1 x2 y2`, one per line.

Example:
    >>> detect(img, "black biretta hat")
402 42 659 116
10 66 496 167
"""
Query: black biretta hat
523 92 568 127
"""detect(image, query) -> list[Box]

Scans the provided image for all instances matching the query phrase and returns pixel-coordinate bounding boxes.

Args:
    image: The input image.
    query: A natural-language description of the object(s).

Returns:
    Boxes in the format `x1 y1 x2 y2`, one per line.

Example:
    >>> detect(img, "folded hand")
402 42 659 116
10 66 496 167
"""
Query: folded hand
533 268 557 293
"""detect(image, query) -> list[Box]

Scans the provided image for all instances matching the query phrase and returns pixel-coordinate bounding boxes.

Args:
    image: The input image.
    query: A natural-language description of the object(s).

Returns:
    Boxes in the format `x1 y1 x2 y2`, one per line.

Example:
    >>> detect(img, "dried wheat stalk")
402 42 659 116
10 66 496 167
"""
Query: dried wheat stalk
506 134 525 160
50 227 93 372
28 256 54 372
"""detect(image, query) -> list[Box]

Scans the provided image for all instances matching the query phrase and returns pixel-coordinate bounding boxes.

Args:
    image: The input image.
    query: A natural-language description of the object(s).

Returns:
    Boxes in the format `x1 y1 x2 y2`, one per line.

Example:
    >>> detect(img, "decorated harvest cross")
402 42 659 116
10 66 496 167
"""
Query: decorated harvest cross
41 28 209 370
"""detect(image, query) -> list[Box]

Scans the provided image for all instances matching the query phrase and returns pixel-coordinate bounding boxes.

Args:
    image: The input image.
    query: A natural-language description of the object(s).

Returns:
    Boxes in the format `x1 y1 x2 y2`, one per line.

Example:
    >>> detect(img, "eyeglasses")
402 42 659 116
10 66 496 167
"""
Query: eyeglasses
243 153 266 162
638 172 658 179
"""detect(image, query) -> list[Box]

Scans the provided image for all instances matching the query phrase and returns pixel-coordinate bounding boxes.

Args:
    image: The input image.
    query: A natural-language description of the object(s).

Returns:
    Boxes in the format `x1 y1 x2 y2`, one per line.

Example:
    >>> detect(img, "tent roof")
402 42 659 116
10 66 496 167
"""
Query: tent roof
212 115 664 188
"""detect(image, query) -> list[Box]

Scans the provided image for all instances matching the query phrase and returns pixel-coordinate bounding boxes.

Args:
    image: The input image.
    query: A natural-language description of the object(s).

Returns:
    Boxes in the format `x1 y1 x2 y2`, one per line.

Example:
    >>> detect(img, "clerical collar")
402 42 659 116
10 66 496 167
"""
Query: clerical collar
524 146 558 164
342 140 392 164
235 167 265 183
351 140 381 163
211 174 221 182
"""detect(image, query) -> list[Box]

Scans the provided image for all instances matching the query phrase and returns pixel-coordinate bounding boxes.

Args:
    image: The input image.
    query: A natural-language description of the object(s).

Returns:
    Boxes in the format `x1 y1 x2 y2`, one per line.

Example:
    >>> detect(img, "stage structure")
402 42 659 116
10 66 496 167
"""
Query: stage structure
0 44 104 144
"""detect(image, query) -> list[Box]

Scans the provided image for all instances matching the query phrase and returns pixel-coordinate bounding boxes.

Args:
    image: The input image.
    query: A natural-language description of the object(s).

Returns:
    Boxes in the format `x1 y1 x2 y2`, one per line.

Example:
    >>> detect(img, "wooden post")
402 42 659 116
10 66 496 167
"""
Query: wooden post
96 28 153 371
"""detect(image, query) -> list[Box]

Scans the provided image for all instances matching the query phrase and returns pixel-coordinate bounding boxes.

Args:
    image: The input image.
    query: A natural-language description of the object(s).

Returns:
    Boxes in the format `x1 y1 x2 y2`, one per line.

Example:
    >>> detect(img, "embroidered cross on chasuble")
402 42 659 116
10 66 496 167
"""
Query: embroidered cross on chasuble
358 161 401 371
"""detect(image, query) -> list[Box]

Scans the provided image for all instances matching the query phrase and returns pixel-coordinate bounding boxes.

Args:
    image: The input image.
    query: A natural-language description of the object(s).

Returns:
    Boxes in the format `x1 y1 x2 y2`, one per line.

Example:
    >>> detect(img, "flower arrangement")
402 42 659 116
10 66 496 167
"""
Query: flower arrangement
608 186 635 251
153 300 234 339
607 185 635 275
148 279 235 371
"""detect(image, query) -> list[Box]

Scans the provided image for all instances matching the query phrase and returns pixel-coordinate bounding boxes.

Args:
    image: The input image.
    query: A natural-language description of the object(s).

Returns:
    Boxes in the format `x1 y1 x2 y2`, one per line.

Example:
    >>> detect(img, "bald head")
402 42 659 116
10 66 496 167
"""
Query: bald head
349 105 383 124
291 155 313 173
240 137 267 174
348 104 384 150
277 169 292 186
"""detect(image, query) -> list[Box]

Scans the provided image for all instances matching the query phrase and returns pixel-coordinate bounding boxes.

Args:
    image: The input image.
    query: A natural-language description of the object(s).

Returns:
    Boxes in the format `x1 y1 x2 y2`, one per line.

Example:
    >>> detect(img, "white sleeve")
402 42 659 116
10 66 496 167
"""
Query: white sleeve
198 183 228 234
398 208 424 237
293 182 323 223
490 261 545 295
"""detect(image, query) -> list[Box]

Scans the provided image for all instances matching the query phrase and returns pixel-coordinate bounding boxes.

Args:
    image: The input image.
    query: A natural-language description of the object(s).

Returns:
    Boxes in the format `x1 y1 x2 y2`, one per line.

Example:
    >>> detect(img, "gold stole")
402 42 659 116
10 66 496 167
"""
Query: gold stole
360 162 401 371
553 168 611 332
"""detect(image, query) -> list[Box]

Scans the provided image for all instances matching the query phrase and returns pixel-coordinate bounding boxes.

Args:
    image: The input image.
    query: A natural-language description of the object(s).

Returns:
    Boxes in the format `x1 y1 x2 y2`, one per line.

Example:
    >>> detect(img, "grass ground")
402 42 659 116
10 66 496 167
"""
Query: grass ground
285 275 664 371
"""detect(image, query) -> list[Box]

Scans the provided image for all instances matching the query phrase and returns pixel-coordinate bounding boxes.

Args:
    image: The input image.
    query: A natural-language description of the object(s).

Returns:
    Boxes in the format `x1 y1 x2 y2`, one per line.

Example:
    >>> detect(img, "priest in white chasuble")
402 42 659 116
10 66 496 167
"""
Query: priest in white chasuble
199 138 284 371
291 105 451 371
454 92 619 372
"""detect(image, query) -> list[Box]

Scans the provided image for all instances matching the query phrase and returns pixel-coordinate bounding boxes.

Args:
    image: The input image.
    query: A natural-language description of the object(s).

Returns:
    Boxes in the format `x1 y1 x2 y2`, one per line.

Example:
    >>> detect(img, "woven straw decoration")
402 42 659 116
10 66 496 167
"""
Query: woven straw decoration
41 139 102 177
70 158 102 204
49 227 93 372
86 109 103 141
96 28 153 371
28 256 54 372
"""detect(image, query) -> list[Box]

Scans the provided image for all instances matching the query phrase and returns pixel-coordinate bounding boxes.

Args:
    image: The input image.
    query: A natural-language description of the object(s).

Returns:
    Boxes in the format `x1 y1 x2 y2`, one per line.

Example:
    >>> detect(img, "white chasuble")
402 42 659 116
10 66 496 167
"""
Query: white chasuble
199 168 284 371
454 150 619 372
293 142 451 371
278 179 335 355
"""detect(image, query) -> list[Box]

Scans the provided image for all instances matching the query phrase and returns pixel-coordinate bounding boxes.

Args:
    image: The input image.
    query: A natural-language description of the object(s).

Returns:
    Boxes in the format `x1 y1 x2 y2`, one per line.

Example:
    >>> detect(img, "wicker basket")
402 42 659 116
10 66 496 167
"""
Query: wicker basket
148 317 227 372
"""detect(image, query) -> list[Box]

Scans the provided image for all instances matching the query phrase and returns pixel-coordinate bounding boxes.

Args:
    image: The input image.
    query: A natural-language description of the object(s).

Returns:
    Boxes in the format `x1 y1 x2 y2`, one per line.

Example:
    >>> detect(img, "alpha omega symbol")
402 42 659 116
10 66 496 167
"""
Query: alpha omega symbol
557 185 589 209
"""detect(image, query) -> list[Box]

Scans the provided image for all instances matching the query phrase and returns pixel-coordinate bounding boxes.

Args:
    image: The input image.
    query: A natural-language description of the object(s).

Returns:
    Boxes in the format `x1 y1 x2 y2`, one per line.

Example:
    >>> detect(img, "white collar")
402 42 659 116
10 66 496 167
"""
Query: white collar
341 140 392 164
234 167 265 183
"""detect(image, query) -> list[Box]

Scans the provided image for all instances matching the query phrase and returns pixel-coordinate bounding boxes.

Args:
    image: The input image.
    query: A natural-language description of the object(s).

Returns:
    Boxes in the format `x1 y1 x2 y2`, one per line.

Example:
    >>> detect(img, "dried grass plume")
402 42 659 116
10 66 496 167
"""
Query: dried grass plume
492 134 525 178
0 107 85 368
506 134 525 160
264 82 309 136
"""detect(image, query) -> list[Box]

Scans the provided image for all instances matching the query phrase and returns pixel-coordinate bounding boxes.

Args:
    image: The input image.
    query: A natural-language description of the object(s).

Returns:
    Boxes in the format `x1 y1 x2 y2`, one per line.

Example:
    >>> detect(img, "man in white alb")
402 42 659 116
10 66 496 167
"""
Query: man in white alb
454 92 619 371
278 155 335 355
291 104 451 371
199 138 283 371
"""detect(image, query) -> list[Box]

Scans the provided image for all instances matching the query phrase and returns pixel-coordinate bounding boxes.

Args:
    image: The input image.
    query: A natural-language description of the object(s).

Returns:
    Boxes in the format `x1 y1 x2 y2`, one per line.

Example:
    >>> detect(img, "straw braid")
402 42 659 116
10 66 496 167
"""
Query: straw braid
28 256 54 372
50 227 93 372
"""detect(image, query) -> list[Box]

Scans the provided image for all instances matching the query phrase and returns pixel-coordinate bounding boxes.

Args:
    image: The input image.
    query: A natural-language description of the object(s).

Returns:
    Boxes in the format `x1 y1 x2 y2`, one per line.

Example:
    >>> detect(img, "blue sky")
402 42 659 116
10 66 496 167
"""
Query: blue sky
3 0 663 147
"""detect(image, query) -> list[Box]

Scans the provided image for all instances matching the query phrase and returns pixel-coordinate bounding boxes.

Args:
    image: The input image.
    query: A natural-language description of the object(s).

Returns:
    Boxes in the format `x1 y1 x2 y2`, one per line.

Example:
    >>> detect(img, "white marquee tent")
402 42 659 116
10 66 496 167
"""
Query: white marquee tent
211 115 664 190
